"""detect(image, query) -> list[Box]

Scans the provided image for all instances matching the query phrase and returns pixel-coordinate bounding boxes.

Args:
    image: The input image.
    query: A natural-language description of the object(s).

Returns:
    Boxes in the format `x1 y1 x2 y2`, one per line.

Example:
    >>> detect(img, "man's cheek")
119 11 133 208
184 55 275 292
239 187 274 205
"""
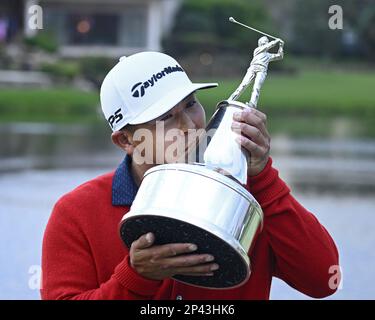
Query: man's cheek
164 135 186 163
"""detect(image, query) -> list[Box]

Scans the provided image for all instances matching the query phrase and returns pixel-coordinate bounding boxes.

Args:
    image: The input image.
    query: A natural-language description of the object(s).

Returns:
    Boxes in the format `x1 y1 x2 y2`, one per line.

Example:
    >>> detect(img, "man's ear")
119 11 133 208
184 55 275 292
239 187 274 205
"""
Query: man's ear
111 130 134 155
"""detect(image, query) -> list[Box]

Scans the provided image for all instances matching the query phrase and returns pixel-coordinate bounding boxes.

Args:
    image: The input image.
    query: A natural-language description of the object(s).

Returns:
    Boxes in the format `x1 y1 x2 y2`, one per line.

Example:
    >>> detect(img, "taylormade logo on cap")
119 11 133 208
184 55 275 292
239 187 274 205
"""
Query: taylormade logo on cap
131 65 184 98
100 52 218 132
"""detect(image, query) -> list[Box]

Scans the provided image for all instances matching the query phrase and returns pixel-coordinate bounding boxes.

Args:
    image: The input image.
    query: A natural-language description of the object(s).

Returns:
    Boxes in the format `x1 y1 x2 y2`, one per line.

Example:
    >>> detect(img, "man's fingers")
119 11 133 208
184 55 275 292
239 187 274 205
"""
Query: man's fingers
136 242 199 262
233 110 268 137
235 136 266 157
173 263 219 276
131 232 155 250
151 243 198 259
235 108 267 124
232 122 267 146
177 272 214 277
161 254 215 269
252 109 267 123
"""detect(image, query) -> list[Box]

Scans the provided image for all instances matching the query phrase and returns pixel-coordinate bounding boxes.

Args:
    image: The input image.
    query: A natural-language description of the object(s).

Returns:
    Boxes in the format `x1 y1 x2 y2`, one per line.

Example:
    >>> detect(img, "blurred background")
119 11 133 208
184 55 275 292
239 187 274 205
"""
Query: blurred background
0 0 374 299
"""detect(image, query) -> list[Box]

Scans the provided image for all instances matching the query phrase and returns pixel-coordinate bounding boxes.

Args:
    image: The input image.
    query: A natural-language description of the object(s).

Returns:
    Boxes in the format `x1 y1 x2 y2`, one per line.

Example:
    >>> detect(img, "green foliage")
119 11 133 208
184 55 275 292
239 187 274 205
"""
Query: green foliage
78 57 117 88
0 44 11 69
38 57 116 86
40 61 81 80
0 89 99 122
24 32 59 53
0 70 374 137
358 5 375 59
195 70 375 118
291 0 375 60
163 0 271 56
195 70 375 138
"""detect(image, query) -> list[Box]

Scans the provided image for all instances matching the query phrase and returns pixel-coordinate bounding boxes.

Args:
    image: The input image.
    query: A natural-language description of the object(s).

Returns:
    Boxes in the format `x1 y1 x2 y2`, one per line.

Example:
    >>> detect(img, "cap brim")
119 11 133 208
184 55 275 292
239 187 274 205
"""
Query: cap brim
128 82 218 125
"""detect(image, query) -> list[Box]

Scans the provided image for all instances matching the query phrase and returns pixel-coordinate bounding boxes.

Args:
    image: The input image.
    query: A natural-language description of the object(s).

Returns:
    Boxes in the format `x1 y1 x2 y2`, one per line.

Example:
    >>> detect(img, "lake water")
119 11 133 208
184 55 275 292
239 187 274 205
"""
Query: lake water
1 123 375 299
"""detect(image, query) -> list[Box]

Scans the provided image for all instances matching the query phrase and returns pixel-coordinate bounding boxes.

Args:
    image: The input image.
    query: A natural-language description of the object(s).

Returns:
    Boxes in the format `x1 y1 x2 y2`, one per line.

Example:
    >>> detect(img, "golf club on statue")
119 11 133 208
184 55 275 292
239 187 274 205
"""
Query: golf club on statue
229 16 279 41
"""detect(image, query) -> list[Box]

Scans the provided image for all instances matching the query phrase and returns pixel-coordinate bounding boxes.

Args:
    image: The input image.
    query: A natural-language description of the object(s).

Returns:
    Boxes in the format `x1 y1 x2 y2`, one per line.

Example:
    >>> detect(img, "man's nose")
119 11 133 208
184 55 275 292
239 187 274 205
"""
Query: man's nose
177 111 196 133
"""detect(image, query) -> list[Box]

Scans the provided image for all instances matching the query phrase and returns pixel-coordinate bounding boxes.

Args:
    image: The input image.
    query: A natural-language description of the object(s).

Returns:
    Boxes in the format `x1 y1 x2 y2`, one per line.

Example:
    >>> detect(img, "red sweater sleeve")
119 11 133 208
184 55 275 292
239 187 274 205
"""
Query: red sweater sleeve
246 157 340 298
41 199 162 300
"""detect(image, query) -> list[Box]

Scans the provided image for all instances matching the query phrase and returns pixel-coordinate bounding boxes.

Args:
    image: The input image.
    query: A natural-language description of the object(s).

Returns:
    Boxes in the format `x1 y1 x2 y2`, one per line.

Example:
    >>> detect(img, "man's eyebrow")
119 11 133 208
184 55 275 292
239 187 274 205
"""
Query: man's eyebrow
185 93 195 100
180 93 195 102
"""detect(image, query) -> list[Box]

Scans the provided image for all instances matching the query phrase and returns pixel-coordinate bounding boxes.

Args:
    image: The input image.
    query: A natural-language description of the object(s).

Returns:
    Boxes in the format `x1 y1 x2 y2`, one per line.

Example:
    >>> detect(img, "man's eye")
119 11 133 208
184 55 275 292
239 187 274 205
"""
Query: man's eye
186 100 197 108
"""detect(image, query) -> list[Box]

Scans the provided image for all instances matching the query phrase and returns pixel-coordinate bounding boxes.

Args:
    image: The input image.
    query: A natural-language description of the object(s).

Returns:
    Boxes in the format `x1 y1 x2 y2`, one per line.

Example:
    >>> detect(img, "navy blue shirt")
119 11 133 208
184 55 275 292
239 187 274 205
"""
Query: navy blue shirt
112 156 138 206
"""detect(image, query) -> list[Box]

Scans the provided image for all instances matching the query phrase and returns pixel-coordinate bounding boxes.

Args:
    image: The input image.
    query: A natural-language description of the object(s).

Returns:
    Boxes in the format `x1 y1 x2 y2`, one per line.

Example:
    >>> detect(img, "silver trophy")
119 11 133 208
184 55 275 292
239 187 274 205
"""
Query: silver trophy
119 17 284 289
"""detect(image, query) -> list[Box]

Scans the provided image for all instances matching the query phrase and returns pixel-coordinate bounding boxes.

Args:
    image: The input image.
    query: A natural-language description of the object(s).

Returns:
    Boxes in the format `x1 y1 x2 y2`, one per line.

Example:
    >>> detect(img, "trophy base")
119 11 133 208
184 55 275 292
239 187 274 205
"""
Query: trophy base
119 163 263 289
120 215 249 289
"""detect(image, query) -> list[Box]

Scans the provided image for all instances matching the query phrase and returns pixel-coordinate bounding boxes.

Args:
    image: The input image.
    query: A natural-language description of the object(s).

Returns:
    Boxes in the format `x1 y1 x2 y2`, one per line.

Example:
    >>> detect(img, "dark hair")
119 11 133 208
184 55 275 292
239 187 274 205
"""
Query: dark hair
120 124 136 133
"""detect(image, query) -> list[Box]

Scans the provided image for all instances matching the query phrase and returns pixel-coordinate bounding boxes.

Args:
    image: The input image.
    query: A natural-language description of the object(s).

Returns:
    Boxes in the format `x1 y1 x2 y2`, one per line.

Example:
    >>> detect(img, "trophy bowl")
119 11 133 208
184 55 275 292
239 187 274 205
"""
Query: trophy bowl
119 162 263 289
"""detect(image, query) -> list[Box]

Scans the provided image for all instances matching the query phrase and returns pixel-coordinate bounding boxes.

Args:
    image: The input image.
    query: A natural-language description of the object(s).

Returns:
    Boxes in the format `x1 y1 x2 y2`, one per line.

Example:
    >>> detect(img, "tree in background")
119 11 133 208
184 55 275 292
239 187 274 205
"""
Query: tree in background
165 0 374 63
290 0 374 61
358 4 375 61
162 0 272 57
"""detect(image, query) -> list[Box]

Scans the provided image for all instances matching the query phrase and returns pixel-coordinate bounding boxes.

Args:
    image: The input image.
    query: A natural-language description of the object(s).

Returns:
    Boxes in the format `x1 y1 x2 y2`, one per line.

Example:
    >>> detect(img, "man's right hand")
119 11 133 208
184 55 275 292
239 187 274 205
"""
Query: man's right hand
129 232 219 281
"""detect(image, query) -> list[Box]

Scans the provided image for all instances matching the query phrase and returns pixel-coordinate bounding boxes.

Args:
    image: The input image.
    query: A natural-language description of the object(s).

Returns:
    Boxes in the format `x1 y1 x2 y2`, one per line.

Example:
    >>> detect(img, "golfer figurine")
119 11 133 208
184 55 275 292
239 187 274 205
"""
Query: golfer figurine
228 17 284 108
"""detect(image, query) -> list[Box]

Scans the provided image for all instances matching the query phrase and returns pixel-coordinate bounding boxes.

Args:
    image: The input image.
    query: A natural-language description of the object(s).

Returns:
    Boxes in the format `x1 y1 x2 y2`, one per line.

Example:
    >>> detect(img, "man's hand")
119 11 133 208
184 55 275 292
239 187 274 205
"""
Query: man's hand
232 108 271 176
129 233 219 281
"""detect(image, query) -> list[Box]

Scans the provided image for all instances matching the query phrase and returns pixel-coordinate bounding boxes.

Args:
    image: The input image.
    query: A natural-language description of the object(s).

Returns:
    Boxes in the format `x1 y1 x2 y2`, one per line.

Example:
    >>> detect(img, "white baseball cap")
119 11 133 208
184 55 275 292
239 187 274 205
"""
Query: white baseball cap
100 51 218 131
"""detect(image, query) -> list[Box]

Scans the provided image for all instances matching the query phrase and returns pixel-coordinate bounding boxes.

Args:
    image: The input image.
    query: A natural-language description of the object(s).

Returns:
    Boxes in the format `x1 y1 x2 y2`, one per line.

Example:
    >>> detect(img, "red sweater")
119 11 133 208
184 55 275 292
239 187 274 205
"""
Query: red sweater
41 157 339 300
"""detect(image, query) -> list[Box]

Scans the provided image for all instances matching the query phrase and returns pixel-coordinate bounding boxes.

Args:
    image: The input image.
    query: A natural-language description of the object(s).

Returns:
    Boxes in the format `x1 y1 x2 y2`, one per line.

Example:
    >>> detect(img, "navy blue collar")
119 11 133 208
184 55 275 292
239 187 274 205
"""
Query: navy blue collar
112 155 139 206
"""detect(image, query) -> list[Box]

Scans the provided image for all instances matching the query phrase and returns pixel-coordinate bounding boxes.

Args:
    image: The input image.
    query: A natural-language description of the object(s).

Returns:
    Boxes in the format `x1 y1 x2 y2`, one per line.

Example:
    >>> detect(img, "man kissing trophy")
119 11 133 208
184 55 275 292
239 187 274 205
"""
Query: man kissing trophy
119 17 285 289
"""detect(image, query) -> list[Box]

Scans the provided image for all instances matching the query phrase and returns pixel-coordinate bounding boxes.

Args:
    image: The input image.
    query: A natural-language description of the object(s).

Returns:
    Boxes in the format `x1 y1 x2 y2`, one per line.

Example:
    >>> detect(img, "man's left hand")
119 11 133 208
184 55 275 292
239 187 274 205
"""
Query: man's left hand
232 108 271 177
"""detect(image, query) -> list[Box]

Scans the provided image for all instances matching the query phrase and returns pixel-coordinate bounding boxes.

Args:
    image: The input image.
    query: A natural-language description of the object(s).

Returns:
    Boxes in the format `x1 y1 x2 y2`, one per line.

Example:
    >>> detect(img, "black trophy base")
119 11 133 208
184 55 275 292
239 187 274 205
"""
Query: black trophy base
120 215 249 289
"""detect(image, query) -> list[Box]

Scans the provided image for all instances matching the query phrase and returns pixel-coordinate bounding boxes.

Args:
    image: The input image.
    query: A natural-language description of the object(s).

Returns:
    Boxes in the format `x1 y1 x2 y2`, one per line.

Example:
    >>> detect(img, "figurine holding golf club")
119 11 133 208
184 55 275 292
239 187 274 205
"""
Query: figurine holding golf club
228 17 284 108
